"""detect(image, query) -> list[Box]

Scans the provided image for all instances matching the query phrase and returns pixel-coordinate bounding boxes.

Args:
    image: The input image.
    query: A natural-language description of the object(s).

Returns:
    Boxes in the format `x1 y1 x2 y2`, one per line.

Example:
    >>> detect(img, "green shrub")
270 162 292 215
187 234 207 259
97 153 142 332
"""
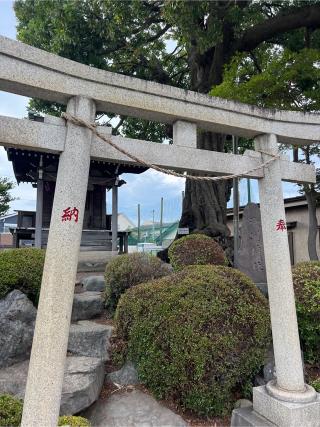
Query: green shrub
0 248 45 305
168 234 226 271
0 395 91 427
104 252 171 313
310 377 320 393
58 415 91 427
115 265 270 416
292 261 320 364
0 394 23 427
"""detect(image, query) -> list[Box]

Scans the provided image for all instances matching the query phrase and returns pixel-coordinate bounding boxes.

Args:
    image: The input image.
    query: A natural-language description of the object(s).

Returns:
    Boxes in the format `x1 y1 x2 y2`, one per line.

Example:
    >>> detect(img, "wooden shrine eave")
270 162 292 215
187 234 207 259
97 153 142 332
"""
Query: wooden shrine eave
0 114 315 184
0 36 319 146
6 146 145 184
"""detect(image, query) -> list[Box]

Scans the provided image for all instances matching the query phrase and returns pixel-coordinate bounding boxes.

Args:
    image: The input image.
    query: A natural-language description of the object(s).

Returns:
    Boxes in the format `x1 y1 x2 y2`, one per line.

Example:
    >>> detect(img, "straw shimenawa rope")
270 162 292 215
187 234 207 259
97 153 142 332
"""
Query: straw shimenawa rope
62 112 279 182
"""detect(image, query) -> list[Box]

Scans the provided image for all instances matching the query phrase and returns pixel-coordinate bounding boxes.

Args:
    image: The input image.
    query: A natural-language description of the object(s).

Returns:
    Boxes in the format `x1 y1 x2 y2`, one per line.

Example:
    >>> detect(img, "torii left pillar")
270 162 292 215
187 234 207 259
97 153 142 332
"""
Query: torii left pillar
21 96 96 427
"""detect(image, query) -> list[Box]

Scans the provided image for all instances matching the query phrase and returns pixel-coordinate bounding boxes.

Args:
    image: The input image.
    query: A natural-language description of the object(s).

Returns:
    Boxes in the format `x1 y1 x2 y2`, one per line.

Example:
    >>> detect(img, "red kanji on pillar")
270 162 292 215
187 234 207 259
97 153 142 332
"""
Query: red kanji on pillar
276 219 286 231
61 207 79 223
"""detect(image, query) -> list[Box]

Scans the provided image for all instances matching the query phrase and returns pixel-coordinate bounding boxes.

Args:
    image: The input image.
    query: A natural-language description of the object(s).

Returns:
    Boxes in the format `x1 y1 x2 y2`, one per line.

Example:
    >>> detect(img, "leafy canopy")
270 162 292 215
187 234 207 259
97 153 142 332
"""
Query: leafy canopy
0 178 15 217
14 0 320 142
211 48 320 111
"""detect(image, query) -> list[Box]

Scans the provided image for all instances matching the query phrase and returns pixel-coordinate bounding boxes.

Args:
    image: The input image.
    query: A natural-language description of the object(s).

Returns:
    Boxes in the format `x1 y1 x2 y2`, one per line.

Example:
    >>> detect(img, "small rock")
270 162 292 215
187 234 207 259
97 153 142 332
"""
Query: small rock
234 399 252 409
72 291 104 321
263 358 276 383
84 389 187 427
107 361 139 386
81 275 105 292
0 290 36 368
68 321 113 361
0 356 104 415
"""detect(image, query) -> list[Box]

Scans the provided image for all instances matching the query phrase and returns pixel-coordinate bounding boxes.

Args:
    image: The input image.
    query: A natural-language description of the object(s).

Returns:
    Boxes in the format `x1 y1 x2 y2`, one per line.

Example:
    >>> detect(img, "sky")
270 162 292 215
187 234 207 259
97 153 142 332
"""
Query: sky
0 0 300 225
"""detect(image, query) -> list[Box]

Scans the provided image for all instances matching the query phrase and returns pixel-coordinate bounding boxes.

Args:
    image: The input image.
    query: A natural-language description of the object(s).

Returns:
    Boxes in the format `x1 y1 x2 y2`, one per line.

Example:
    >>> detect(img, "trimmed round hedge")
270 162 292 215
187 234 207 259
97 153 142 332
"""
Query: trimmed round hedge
115 265 270 416
292 261 320 364
0 394 23 427
0 248 45 305
168 234 226 271
104 252 172 313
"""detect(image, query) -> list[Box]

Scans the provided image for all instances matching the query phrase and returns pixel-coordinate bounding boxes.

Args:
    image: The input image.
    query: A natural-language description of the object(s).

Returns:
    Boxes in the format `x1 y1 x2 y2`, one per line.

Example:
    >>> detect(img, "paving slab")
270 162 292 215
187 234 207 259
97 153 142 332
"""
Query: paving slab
84 389 188 427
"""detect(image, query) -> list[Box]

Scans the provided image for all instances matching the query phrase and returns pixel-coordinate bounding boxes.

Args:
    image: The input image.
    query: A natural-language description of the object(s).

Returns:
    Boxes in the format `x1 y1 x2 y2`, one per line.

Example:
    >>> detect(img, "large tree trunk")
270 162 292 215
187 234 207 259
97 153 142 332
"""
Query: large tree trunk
305 187 319 260
178 131 233 256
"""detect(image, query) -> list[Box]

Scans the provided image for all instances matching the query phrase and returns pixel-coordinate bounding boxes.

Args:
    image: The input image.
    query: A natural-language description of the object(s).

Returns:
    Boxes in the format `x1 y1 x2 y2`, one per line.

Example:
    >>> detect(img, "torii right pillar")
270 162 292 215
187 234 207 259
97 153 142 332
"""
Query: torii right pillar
232 134 320 427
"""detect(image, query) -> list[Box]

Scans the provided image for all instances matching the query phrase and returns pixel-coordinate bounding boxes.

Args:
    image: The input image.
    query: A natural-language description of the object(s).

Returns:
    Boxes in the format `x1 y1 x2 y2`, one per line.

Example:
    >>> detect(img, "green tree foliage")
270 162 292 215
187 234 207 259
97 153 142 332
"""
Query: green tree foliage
211 48 320 110
211 42 320 259
0 177 15 217
14 0 320 239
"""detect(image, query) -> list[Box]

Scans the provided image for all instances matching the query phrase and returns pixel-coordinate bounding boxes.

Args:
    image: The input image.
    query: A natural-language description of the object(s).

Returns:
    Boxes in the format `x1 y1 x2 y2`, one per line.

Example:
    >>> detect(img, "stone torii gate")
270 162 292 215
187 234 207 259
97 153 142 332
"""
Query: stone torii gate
0 36 319 427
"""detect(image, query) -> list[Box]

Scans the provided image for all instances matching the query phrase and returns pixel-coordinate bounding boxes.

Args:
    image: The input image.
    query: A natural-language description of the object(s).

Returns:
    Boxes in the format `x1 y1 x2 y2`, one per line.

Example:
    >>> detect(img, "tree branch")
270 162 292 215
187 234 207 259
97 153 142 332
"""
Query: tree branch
234 4 320 53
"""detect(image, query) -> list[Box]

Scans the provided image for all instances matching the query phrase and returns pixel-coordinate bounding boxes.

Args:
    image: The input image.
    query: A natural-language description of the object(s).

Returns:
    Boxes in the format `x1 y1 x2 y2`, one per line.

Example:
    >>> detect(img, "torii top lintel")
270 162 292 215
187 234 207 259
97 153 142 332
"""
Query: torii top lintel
0 35 319 146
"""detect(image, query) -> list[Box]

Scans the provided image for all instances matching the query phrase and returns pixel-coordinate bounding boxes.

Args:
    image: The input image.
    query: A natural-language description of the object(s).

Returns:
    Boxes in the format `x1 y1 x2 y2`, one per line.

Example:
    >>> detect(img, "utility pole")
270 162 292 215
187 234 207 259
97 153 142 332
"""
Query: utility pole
137 204 141 244
182 191 185 212
160 197 163 246
233 136 240 268
152 209 155 242
247 179 252 204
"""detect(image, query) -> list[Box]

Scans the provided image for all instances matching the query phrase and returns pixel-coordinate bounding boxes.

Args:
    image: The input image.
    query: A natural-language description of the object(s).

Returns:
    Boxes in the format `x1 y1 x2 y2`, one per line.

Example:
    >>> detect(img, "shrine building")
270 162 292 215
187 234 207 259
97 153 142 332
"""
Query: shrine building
6 114 145 252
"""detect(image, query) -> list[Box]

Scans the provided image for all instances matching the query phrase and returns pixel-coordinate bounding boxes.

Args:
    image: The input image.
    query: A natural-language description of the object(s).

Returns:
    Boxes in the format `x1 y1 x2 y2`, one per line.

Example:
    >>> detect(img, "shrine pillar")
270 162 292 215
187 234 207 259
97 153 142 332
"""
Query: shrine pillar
111 183 118 252
34 154 43 248
21 96 96 427
248 133 318 426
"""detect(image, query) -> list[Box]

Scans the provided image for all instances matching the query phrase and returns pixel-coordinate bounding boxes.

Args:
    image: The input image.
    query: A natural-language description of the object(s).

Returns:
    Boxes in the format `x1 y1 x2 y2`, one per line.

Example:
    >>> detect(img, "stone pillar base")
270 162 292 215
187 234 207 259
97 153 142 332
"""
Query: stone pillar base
231 406 275 426
231 386 320 427
253 386 320 427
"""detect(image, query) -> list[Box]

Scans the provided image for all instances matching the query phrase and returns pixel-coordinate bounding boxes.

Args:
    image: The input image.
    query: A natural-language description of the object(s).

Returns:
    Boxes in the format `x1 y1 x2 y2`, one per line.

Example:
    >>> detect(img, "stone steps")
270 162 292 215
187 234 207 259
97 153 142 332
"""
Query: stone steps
0 280 110 416
68 320 113 361
71 291 104 321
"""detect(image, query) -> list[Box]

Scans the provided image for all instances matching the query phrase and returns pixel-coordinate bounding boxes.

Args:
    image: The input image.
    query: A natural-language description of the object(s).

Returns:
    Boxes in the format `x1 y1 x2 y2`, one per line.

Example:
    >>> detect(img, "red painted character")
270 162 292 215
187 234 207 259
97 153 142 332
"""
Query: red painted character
61 207 79 223
276 219 286 231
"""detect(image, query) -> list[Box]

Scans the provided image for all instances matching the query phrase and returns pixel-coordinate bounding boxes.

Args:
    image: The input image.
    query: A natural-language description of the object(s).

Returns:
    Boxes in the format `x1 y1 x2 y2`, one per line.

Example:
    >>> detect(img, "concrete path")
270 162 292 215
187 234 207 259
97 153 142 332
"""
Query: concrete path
84 389 188 427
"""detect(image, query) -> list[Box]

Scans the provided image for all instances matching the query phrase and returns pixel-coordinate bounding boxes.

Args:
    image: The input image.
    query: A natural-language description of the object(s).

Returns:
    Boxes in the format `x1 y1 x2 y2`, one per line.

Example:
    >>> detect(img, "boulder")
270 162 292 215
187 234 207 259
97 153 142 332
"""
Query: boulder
81 275 105 292
72 291 104 321
0 356 104 415
68 321 113 361
61 356 105 415
107 361 139 386
84 389 187 427
0 290 36 368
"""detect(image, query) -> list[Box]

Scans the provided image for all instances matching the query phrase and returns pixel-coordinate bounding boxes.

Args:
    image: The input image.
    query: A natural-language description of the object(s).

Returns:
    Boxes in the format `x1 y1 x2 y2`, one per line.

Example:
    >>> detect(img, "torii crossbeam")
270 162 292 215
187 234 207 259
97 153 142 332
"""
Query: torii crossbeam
0 35 319 427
